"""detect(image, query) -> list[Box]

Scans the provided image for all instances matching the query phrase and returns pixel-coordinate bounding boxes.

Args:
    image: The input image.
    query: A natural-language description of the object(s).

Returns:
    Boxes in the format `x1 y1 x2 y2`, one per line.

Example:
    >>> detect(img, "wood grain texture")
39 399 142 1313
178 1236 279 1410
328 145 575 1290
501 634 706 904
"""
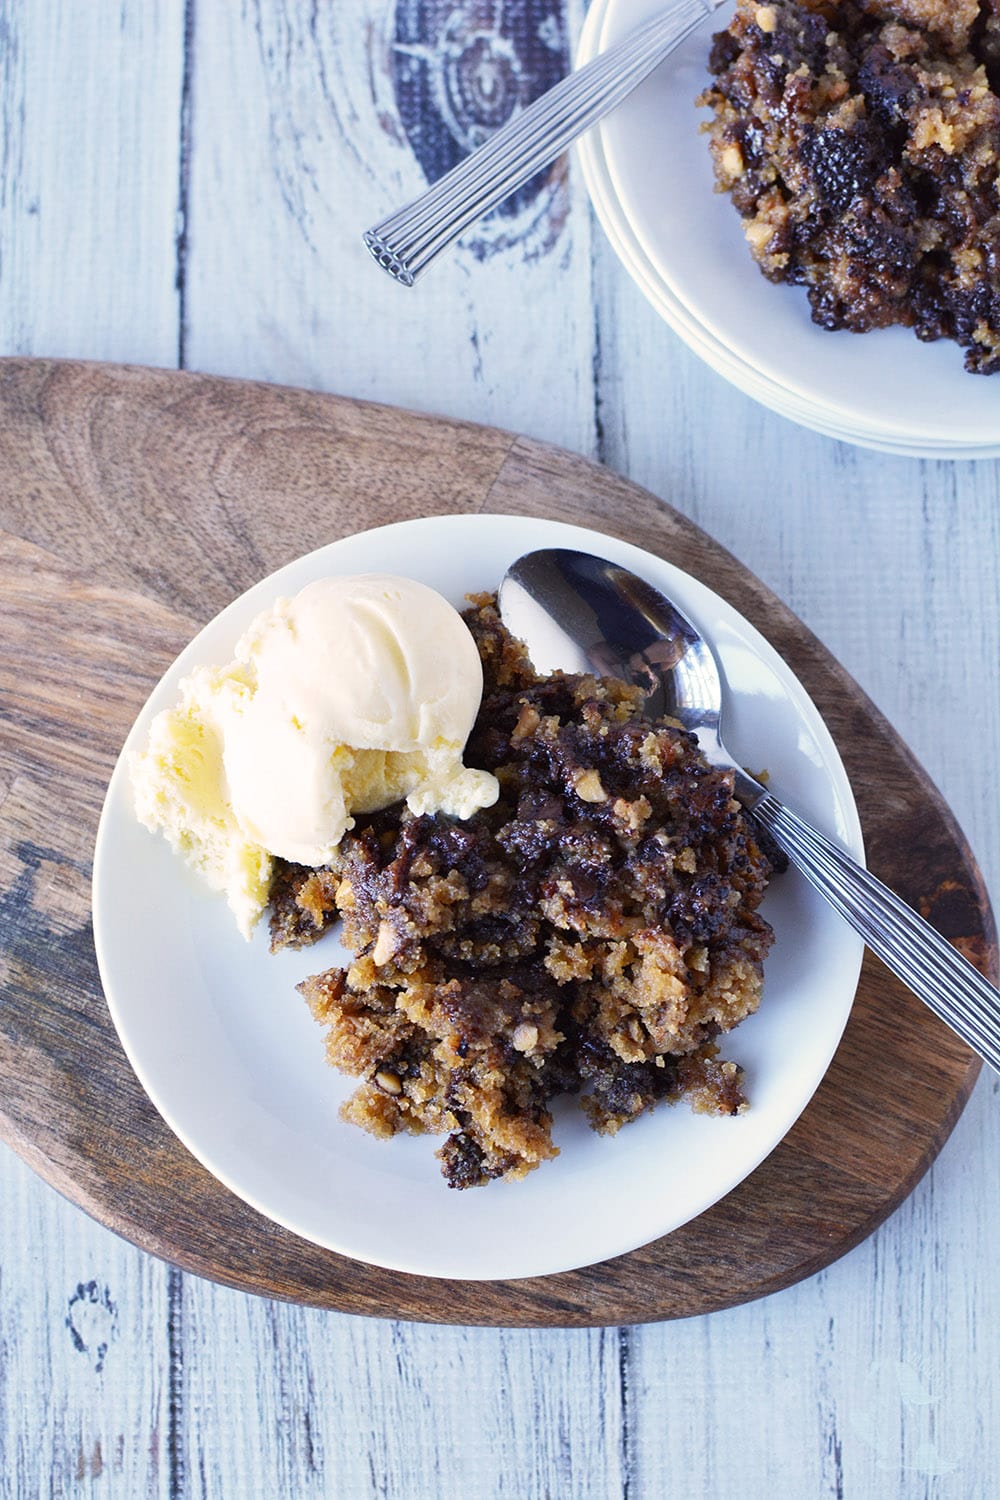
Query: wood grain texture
0 0 184 366
0 14 186 1496
184 0 599 454
2 2 998 1496
0 357 994 1328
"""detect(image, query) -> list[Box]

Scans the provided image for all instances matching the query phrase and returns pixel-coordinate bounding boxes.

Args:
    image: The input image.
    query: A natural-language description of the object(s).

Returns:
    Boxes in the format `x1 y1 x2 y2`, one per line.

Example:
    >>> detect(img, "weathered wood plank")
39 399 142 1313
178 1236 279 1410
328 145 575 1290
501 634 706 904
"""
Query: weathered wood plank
0 0 998 1496
183 0 600 453
0 0 185 364
0 1120 173 1500
175 1293 625 1500
0 6 184 1498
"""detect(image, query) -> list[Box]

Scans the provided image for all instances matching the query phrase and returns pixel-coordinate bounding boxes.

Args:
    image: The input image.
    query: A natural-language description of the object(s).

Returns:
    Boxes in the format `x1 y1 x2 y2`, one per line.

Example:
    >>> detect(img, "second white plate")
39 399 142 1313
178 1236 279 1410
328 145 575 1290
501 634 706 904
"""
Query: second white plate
577 0 1000 457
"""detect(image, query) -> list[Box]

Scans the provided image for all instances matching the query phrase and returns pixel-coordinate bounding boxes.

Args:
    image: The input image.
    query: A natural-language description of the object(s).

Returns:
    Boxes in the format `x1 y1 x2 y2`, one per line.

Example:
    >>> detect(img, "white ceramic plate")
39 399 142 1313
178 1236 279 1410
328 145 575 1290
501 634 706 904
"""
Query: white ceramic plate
93 513 864 1280
577 0 1000 457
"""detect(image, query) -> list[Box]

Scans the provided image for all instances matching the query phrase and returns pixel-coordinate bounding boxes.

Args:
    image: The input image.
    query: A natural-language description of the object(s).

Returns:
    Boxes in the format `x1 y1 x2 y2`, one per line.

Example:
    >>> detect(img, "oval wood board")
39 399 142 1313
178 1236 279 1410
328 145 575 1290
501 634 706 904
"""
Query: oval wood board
0 358 995 1327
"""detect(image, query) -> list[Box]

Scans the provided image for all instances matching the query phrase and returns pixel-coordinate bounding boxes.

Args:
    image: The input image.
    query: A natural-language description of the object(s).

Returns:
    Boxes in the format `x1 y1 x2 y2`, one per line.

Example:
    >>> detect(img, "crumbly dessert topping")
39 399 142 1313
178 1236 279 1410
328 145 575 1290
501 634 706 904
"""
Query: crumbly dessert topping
270 597 779 1188
700 0 1000 372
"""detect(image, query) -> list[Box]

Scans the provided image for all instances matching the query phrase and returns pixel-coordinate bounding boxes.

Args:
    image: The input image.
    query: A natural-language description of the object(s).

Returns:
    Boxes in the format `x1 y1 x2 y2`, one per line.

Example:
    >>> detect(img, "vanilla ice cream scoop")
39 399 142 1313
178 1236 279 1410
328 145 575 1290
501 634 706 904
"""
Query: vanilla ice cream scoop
219 573 498 865
130 573 498 936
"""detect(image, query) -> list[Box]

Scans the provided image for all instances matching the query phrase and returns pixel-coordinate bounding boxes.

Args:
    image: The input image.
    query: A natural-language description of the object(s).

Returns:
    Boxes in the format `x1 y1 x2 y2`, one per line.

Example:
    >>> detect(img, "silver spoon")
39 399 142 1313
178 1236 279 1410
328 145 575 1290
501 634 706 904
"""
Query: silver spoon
499 547 1000 1076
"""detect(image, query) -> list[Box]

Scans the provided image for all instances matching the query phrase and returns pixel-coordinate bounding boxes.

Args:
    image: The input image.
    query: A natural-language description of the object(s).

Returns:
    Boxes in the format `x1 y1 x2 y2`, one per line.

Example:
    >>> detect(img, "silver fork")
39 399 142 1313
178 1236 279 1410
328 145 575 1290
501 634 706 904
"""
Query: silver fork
363 0 723 286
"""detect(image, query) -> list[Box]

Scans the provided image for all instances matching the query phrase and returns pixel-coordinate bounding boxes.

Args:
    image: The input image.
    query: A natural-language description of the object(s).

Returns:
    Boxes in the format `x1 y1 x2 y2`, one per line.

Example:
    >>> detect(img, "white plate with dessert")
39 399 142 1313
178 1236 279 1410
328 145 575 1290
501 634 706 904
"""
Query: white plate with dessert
92 513 864 1280
576 0 1000 457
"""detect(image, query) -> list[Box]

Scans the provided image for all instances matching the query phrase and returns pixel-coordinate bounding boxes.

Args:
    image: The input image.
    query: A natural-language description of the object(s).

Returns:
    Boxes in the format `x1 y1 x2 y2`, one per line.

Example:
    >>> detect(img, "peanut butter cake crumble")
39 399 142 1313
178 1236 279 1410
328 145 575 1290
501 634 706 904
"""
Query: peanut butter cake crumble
700 0 1000 372
270 598 780 1189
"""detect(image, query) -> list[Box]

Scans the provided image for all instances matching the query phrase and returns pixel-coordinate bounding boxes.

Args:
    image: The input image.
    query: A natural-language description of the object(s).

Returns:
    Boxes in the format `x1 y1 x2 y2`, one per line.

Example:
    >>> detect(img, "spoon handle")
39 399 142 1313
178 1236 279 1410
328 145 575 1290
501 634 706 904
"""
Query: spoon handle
752 793 1000 1075
363 0 722 285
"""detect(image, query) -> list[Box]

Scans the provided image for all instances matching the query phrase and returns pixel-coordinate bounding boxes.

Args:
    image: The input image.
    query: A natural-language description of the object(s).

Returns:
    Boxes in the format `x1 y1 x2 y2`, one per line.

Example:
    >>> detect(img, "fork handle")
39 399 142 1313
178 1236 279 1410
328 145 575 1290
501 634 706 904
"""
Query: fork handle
751 793 1000 1074
363 0 722 285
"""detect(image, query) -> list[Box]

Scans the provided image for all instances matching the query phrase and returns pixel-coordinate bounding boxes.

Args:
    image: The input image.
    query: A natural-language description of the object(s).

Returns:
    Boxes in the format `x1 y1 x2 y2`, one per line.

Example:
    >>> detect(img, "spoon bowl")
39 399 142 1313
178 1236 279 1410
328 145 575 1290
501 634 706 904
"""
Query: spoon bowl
500 546 1000 1075
499 547 761 805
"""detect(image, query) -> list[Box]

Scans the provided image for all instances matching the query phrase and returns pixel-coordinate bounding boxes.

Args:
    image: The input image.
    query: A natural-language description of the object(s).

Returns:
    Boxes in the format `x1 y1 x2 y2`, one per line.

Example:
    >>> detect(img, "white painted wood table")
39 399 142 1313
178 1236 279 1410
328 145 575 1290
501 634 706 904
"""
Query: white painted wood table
1 2 998 1495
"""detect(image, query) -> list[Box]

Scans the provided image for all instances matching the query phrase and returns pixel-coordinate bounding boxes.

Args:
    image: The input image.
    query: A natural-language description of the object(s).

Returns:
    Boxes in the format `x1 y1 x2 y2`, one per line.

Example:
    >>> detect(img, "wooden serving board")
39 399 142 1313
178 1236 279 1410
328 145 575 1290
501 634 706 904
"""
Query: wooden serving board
0 359 994 1327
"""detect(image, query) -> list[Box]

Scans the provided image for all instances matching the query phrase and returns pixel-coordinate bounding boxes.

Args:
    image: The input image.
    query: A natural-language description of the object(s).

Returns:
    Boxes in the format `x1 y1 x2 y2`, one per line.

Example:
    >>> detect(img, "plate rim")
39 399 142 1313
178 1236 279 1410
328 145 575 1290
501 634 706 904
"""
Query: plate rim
92 511 866 1281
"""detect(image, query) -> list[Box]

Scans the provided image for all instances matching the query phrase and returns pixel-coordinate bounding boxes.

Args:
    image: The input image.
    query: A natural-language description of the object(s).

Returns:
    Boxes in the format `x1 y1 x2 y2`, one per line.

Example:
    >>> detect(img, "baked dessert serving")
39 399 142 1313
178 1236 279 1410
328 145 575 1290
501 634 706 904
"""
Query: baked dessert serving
271 597 780 1189
700 0 1000 372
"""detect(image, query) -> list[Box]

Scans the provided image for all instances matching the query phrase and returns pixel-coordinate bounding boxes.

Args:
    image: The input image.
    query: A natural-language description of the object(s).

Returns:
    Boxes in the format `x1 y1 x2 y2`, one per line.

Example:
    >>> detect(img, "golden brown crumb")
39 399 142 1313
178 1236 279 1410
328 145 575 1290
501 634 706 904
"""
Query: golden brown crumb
272 598 779 1187
700 0 1000 372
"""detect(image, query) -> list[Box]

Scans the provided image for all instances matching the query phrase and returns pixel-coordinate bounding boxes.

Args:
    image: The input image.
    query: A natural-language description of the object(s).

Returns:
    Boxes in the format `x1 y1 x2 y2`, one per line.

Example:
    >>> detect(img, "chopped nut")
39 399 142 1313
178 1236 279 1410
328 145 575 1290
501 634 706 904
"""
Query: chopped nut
512 1023 539 1053
372 920 398 966
574 768 606 803
744 219 773 253
613 794 652 832
755 4 777 31
512 701 541 742
720 143 744 179
374 1070 402 1095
